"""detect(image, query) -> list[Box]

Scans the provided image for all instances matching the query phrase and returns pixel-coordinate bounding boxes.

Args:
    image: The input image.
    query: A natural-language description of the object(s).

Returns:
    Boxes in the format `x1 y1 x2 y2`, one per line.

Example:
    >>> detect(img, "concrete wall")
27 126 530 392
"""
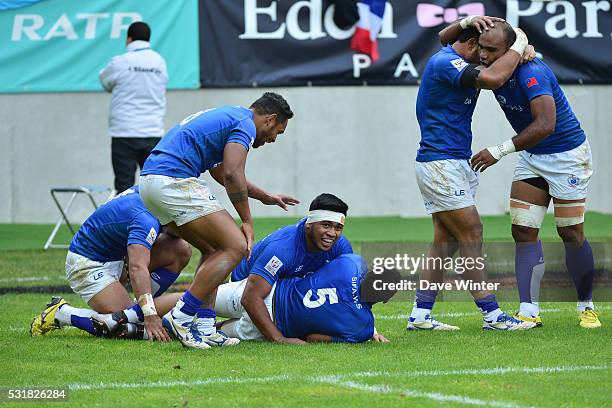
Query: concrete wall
0 85 610 223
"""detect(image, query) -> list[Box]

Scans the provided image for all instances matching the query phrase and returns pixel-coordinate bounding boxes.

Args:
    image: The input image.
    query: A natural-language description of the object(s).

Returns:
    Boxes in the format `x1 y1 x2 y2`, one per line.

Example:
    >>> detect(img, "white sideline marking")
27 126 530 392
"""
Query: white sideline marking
68 374 291 391
0 276 52 283
319 378 530 408
376 305 612 320
63 364 609 392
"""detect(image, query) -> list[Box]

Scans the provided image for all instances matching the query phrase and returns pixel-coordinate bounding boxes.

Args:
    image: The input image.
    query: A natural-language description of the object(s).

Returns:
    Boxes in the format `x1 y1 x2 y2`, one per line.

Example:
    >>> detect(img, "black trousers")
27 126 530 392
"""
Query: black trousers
111 137 161 193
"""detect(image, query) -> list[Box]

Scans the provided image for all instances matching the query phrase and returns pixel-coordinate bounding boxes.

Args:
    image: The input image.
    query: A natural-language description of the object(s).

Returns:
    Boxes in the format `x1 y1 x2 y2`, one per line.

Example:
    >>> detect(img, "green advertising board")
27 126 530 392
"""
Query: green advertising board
0 0 199 92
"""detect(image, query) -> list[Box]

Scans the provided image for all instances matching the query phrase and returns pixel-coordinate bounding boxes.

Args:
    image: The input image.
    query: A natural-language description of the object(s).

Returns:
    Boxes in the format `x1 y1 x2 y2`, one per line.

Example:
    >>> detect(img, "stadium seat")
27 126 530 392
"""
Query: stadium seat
44 186 112 250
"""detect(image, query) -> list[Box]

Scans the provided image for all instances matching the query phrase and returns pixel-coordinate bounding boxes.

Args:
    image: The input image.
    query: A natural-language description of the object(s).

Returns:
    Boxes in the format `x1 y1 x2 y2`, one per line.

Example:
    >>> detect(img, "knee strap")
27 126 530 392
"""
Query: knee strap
554 202 585 227
510 199 547 229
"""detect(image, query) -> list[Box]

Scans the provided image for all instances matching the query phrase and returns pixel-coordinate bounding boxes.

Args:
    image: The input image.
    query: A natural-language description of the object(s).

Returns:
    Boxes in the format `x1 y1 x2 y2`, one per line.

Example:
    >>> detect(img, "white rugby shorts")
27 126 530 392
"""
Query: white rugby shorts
415 159 478 214
214 279 276 341
139 175 224 226
65 251 124 304
513 140 592 200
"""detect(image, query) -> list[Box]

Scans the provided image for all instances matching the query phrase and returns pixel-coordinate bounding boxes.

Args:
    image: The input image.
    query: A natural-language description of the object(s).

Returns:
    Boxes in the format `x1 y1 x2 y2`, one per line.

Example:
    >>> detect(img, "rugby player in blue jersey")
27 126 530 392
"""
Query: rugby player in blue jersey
229 193 353 344
214 254 393 344
139 93 298 349
30 187 192 341
409 16 536 331
442 20 601 329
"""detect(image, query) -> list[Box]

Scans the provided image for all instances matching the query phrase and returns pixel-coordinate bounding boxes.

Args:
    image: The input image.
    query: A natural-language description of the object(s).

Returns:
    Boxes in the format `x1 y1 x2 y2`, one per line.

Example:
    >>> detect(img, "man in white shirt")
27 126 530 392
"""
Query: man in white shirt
99 21 168 194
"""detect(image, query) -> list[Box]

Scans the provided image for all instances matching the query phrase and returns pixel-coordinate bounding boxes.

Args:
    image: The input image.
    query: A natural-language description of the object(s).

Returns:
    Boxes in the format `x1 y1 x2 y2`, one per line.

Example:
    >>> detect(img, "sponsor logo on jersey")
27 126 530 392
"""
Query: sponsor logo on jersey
146 227 157 245
264 256 283 276
450 58 468 71
526 77 539 88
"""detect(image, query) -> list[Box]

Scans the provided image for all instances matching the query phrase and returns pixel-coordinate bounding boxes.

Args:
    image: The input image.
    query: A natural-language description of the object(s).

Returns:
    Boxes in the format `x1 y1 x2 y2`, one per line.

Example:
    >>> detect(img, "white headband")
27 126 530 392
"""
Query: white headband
306 210 345 225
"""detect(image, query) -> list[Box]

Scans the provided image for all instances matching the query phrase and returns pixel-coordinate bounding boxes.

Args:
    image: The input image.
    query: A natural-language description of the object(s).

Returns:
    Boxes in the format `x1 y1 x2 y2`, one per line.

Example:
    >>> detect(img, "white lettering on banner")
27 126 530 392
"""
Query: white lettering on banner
240 0 397 40
354 53 420 79
43 14 77 40
111 13 141 38
12 14 43 40
506 0 611 39
353 54 371 78
394 53 418 78
11 12 142 42
76 13 110 40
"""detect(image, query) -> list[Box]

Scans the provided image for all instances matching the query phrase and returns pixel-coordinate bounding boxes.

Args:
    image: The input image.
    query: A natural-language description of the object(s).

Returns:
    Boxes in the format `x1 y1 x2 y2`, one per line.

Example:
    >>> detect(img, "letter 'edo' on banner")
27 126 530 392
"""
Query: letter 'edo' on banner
0 0 199 92
199 0 612 87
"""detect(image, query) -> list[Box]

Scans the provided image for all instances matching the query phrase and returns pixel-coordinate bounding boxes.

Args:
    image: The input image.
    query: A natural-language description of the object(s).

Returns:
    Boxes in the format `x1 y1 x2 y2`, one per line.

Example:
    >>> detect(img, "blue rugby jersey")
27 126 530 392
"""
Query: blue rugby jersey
69 187 160 262
273 254 374 343
141 105 255 178
231 219 353 285
416 46 480 162
493 59 585 154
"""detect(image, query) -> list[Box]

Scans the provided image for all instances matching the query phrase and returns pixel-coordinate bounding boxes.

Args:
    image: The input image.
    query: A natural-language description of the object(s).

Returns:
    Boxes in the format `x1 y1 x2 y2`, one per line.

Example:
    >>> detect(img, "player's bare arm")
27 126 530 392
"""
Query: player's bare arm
241 274 305 344
222 142 254 256
439 15 503 45
471 95 555 172
126 244 171 342
473 29 528 90
209 164 300 211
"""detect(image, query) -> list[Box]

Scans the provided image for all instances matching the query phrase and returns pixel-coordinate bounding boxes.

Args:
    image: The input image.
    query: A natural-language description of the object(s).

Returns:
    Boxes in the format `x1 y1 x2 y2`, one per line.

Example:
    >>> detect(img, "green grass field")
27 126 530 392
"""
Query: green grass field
1 215 611 407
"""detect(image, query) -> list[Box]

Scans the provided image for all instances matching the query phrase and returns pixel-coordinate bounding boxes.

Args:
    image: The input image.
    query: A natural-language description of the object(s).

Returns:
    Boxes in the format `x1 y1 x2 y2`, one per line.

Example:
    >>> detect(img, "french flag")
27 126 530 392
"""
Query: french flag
351 0 386 62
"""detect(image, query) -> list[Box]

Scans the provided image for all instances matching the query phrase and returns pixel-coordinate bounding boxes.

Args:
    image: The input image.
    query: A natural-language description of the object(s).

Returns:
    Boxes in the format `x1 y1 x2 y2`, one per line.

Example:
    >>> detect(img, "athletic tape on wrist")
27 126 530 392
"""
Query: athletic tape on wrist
487 139 516 160
306 210 345 225
510 28 528 55
138 293 157 317
459 15 478 29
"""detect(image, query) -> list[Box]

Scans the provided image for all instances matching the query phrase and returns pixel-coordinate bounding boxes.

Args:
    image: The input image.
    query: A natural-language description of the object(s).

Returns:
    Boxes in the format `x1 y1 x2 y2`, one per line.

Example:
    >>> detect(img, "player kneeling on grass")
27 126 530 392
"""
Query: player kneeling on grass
30 187 191 341
215 254 395 343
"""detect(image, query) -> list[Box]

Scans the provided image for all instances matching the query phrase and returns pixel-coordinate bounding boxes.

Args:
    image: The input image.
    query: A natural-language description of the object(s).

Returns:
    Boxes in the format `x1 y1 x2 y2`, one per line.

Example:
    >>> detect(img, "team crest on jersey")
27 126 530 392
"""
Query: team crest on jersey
146 227 157 245
264 256 283 276
567 174 579 187
450 58 468 71
526 77 539 88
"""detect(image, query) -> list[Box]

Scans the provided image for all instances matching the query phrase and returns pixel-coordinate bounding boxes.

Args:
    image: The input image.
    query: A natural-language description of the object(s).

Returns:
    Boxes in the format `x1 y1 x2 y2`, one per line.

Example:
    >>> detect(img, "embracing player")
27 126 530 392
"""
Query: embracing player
410 16 535 331
440 22 601 329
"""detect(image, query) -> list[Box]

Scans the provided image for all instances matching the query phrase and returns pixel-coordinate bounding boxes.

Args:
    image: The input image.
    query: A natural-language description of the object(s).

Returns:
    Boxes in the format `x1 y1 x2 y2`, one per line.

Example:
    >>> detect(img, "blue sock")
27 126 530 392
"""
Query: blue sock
475 294 500 315
196 308 216 319
515 241 545 304
71 316 100 337
178 290 203 317
151 268 180 297
565 239 594 302
415 289 438 310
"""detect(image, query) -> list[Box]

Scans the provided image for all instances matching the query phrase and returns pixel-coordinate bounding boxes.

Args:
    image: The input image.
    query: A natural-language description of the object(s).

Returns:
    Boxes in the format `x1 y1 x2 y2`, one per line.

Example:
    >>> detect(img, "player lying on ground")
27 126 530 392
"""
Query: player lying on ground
411 15 536 331
139 93 298 349
440 17 601 329
227 193 353 344
215 254 393 343
30 187 191 341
